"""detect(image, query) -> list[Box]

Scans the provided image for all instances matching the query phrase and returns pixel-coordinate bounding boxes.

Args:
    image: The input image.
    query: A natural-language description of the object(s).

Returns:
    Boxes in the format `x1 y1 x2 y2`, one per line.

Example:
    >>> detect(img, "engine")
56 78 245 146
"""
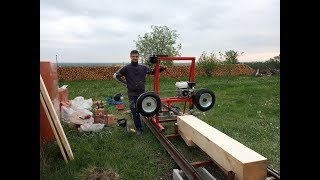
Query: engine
175 81 195 98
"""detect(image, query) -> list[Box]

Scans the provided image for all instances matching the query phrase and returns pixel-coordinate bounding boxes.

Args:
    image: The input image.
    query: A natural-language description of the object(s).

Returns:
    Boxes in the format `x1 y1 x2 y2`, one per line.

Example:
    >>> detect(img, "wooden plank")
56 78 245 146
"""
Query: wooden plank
40 75 74 161
40 92 68 163
177 115 267 180
178 130 195 146
165 134 180 140
190 160 214 168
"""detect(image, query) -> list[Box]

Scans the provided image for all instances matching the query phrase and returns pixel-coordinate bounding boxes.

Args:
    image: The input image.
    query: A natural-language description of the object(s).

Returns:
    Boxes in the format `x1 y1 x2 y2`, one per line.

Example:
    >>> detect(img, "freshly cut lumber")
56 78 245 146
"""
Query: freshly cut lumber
177 115 267 180
40 75 74 161
178 130 195 146
40 92 68 163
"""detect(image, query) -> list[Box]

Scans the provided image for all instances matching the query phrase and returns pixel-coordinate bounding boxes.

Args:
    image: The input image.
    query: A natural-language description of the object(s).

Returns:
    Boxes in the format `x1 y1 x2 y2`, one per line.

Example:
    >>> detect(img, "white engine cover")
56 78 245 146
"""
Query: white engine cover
175 81 188 89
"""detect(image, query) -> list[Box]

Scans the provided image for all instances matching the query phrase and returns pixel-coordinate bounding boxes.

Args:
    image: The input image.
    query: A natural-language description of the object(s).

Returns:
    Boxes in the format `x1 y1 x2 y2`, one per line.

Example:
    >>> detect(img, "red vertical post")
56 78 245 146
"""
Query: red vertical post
189 58 195 82
188 58 196 111
153 58 162 129
154 59 160 95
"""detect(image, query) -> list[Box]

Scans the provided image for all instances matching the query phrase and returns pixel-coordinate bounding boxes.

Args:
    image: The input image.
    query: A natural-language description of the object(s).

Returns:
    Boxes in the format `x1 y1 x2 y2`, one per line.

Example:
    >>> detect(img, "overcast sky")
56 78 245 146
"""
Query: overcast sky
40 0 279 63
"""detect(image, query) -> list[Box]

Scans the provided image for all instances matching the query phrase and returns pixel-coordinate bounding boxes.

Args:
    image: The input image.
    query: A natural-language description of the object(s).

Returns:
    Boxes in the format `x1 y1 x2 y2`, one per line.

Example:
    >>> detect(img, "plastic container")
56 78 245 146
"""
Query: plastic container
175 81 188 89
106 96 114 105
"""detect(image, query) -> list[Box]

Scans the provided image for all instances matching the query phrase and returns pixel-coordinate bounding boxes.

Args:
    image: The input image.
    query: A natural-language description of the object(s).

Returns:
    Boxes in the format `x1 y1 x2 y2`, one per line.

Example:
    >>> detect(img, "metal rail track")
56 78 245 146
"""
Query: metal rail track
267 167 280 180
142 112 280 180
143 116 204 180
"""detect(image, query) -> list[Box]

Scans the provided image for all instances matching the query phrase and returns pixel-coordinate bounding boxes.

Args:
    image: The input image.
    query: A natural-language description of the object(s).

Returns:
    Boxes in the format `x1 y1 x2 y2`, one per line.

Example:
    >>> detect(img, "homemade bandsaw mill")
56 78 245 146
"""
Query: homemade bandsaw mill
136 55 216 131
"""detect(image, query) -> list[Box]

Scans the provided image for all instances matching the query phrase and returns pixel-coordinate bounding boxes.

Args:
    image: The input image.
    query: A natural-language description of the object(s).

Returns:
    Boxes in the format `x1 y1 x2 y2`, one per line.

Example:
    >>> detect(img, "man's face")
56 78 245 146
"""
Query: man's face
130 53 139 62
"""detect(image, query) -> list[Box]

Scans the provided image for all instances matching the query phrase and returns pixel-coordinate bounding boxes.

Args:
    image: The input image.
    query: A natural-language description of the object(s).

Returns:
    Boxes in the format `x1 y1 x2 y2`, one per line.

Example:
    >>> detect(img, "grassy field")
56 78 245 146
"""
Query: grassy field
40 75 280 179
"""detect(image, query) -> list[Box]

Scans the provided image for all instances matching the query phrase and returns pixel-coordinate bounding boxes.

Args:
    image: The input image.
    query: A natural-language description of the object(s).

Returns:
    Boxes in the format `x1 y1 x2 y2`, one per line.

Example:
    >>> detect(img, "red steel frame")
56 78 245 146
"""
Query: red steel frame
151 56 196 131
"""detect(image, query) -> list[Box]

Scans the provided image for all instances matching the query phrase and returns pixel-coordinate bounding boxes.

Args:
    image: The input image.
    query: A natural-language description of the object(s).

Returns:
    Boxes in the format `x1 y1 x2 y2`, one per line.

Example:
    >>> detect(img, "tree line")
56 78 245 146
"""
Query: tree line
134 25 279 76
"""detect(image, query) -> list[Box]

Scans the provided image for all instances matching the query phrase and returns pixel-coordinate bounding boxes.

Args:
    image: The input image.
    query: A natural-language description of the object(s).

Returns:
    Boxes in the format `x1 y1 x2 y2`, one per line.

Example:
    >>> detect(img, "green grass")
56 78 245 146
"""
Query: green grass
40 75 280 179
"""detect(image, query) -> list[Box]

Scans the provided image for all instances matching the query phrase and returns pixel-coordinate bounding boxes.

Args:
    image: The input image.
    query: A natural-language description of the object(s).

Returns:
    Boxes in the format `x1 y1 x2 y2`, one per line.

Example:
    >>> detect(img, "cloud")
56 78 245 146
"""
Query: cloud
41 0 279 62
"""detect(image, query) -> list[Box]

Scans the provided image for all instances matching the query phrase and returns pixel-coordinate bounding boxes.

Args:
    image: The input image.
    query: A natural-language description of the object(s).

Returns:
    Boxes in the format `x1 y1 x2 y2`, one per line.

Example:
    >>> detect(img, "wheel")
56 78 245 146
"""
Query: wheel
194 89 215 111
136 92 161 117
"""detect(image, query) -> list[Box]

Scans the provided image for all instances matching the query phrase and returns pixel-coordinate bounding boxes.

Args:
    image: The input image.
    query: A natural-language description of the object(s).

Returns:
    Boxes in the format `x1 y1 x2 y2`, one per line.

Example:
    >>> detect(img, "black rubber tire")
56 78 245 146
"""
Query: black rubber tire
194 89 215 111
136 92 161 117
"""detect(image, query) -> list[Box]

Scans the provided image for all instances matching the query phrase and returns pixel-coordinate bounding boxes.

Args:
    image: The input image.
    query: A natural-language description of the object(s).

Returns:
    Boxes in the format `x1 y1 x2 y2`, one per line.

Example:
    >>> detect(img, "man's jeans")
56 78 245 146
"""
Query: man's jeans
129 96 143 132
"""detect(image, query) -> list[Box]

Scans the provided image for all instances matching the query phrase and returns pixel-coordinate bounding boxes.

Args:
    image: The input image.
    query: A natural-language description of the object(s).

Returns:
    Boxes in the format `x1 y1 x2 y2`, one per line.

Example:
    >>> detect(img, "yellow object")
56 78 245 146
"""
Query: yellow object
130 128 136 133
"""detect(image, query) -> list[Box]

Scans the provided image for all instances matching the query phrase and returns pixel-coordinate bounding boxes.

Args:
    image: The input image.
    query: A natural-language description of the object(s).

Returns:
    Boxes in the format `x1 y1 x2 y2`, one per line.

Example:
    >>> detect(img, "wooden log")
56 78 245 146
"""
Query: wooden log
177 115 267 180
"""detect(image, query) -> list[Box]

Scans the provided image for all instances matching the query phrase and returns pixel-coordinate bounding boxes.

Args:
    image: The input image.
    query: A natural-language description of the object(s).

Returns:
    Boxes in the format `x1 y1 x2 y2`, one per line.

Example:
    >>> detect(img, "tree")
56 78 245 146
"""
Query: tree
197 51 220 77
265 54 280 69
267 54 280 63
218 50 243 78
219 50 243 64
134 25 182 66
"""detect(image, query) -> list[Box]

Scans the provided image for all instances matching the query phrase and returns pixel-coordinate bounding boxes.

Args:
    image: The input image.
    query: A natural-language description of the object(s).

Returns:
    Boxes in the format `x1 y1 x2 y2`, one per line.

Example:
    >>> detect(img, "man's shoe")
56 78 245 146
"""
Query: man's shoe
137 130 143 135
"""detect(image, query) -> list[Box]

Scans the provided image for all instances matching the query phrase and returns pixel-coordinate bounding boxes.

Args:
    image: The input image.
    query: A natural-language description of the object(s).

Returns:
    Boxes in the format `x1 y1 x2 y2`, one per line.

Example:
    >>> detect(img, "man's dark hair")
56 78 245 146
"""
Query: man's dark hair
130 50 139 56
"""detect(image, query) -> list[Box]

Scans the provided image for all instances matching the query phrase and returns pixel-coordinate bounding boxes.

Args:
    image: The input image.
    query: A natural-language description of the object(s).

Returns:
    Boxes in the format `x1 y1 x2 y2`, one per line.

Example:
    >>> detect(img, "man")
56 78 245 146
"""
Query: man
113 50 165 135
